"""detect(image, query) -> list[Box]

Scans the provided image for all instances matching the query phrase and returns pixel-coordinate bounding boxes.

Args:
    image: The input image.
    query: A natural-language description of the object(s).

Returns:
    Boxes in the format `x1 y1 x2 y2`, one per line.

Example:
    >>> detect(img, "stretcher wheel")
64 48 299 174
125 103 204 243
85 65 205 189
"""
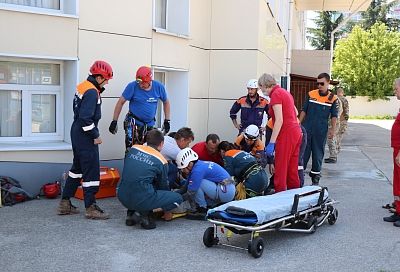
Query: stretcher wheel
328 209 338 225
203 227 218 247
248 237 265 258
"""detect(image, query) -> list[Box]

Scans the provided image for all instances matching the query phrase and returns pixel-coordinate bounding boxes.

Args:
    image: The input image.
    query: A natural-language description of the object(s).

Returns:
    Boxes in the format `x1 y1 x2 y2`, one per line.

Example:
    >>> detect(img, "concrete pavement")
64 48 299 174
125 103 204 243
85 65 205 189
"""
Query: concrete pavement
0 121 399 272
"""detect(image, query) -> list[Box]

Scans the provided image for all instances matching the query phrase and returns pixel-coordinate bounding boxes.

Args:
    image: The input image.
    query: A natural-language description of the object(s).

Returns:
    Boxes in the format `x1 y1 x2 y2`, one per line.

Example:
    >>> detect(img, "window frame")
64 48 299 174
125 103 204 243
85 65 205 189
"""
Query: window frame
0 0 78 17
0 58 64 142
152 0 190 38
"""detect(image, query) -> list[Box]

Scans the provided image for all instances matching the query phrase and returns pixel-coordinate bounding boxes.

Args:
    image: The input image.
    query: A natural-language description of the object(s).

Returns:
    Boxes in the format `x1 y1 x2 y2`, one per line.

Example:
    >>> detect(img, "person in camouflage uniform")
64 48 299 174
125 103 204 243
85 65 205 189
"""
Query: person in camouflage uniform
325 88 343 163
336 88 349 153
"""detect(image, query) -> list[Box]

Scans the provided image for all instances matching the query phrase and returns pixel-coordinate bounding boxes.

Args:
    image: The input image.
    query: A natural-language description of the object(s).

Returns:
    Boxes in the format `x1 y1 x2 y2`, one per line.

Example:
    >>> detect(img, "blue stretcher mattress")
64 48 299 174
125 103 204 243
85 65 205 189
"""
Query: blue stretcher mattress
207 186 328 225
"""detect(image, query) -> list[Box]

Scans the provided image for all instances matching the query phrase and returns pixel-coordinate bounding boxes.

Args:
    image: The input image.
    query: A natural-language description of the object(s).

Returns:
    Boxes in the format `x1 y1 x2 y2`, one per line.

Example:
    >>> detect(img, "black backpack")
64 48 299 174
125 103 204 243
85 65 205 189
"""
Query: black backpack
0 176 32 206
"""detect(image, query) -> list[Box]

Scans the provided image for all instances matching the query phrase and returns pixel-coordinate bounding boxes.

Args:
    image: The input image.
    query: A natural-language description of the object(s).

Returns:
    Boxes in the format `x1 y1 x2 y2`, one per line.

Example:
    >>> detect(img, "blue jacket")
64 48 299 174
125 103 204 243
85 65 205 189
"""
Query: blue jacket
302 89 339 134
230 94 269 130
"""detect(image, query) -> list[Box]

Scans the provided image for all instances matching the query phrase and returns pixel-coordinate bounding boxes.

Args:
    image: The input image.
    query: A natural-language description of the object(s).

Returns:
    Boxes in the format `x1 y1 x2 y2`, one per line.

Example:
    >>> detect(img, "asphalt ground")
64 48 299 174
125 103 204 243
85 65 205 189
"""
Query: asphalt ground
1 121 399 272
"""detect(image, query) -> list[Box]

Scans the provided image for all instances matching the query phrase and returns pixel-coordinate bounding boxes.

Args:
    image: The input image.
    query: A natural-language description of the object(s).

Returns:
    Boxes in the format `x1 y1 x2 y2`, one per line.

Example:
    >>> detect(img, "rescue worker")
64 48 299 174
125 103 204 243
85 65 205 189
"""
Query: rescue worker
117 129 183 230
259 73 302 192
160 127 194 188
192 134 223 166
109 66 171 151
299 73 339 185
230 79 269 134
325 88 343 163
383 78 400 227
176 148 235 216
218 141 268 199
57 60 113 220
336 87 349 154
234 124 266 167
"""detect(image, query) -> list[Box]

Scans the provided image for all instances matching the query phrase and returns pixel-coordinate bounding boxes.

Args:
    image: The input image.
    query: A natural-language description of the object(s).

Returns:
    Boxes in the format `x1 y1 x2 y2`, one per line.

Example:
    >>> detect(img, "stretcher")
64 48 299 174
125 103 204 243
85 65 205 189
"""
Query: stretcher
203 186 338 258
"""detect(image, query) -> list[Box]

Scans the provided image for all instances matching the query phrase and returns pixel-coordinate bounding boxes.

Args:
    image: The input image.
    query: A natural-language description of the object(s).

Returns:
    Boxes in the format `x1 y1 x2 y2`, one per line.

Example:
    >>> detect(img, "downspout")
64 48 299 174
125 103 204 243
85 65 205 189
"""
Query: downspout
329 0 372 76
286 0 294 91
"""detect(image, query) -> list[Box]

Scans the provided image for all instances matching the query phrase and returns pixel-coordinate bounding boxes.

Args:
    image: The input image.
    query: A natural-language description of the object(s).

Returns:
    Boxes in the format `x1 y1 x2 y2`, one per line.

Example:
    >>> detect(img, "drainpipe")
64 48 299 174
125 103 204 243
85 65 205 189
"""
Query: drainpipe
286 0 294 91
329 0 372 76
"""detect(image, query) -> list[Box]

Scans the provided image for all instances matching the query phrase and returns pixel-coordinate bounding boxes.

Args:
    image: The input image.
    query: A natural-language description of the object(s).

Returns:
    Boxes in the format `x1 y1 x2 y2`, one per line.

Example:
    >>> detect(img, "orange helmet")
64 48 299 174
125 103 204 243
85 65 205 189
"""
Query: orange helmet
90 60 113 80
136 66 152 83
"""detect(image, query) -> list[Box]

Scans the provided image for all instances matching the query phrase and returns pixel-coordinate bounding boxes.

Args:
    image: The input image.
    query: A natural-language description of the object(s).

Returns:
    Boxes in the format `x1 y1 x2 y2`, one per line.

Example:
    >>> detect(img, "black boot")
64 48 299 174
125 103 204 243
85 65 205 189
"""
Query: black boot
383 213 400 222
324 157 337 163
140 212 157 230
126 210 141 226
310 173 321 186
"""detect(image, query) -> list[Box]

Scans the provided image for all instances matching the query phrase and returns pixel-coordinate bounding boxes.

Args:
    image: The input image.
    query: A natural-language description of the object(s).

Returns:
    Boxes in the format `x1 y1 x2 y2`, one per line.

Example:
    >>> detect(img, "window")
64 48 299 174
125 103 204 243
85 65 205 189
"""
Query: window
0 59 62 141
153 68 189 132
154 71 166 128
0 0 60 10
153 0 190 37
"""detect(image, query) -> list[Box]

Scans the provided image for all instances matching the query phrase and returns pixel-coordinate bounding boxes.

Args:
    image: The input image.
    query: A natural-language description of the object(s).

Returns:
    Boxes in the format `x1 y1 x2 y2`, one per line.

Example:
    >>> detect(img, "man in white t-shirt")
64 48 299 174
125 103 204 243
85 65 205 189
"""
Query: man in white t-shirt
160 127 194 188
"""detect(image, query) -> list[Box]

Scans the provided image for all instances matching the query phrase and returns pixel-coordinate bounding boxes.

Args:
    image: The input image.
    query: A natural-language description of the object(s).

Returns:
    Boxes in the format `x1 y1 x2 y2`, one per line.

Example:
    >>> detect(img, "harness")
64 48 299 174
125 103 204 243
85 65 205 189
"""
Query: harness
124 112 155 147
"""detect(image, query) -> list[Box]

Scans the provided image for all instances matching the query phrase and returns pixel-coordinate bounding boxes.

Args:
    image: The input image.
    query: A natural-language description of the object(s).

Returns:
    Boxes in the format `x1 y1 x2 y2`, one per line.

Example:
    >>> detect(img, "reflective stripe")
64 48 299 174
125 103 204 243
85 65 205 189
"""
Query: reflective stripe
97 98 101 104
75 91 83 99
82 123 95 131
82 181 100 187
173 202 180 208
69 171 82 178
309 100 332 107
298 166 304 170
310 171 320 174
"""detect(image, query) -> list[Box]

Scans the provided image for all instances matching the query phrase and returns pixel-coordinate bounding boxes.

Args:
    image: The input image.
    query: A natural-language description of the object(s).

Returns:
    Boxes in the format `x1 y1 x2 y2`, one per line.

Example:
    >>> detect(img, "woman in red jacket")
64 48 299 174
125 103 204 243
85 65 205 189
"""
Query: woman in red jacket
258 74 302 192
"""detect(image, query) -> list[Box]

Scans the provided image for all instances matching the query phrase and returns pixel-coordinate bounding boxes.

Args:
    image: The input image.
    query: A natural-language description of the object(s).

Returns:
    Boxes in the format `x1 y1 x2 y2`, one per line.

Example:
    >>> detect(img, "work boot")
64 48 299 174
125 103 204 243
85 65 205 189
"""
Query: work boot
383 213 400 222
85 204 110 220
57 199 79 215
140 212 156 230
324 157 337 163
311 175 320 186
125 210 141 226
186 207 208 220
394 220 400 227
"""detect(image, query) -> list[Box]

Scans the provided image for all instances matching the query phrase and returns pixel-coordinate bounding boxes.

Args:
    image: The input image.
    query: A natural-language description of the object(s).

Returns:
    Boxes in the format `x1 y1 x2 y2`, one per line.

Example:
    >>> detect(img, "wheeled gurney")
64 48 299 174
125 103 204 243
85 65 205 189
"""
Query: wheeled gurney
203 186 338 258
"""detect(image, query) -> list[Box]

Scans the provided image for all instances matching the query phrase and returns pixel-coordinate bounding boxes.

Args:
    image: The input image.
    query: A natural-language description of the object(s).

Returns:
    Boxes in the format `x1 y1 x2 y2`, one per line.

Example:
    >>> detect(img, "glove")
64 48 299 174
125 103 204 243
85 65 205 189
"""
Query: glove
163 119 170 134
109 120 118 134
265 143 275 157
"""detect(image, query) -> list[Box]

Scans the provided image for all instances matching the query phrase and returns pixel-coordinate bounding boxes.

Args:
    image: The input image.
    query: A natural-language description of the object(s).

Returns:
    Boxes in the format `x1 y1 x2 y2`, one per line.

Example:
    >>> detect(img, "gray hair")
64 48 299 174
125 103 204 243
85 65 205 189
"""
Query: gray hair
258 73 277 88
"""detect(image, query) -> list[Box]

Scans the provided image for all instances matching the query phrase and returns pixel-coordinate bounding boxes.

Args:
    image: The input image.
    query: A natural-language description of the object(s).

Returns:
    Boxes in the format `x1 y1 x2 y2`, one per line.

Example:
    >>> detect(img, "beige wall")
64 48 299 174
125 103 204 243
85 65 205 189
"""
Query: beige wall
0 0 295 163
0 10 77 58
291 49 331 77
348 96 400 117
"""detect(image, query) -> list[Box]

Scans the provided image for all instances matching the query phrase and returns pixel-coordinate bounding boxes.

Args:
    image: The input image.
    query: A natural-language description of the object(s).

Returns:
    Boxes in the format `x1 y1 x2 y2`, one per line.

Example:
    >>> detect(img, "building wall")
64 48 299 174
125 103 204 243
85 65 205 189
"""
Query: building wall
291 49 331 78
0 0 296 194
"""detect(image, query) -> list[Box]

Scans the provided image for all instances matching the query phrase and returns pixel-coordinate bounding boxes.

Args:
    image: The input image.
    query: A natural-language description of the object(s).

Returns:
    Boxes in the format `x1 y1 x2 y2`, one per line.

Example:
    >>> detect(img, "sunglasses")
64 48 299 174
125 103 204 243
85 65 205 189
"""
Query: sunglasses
316 82 326 86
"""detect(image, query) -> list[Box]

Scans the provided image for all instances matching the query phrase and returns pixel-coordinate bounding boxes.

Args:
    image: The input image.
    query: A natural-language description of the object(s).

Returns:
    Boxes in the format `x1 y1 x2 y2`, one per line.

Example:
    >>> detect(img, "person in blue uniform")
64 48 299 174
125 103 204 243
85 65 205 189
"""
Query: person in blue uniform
299 73 339 185
218 141 268 199
176 148 235 216
57 60 113 220
117 129 183 230
109 66 171 150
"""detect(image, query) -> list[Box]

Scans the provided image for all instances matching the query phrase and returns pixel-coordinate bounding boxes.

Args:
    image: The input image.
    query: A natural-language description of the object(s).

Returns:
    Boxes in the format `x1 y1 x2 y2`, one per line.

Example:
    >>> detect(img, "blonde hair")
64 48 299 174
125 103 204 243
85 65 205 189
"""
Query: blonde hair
258 73 277 88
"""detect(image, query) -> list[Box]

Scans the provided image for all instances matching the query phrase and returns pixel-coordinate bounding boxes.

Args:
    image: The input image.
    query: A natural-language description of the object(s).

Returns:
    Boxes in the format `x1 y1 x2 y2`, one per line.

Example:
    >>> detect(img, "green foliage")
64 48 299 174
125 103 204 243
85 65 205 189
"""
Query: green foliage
332 23 400 100
307 11 344 50
361 0 400 31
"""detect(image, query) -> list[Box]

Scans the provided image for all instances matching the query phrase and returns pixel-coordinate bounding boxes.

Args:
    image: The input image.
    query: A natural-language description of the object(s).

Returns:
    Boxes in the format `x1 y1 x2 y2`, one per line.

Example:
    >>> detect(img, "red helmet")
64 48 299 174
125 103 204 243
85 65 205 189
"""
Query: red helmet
136 66 152 83
42 182 60 199
90 60 113 80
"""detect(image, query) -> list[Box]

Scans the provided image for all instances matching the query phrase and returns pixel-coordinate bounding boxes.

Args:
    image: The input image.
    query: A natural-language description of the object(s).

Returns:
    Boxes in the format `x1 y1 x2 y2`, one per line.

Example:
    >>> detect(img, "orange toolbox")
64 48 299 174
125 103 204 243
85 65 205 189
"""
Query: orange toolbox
74 167 120 200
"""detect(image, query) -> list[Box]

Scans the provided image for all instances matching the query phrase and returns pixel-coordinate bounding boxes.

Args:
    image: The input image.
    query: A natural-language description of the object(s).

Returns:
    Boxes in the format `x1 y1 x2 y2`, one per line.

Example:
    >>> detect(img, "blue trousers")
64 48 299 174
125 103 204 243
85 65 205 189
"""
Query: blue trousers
303 128 327 179
195 179 235 208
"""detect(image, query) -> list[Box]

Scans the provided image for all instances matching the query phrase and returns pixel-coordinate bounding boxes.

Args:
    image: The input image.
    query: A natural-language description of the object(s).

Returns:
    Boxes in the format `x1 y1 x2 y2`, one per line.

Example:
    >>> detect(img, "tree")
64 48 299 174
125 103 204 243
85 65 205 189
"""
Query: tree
361 0 400 30
307 11 344 50
332 23 400 100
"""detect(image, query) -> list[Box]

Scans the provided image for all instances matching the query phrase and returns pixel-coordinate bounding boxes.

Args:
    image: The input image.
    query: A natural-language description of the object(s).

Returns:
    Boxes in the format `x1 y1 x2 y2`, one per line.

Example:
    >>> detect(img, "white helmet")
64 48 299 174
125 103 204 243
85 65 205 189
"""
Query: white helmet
246 79 258 89
176 148 199 169
244 124 259 140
